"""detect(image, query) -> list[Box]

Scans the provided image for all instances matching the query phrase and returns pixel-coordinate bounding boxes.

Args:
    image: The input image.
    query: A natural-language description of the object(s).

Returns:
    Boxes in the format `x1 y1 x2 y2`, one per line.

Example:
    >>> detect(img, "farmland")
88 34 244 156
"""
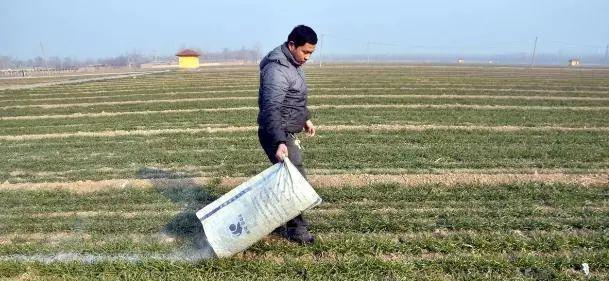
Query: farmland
0 65 608 280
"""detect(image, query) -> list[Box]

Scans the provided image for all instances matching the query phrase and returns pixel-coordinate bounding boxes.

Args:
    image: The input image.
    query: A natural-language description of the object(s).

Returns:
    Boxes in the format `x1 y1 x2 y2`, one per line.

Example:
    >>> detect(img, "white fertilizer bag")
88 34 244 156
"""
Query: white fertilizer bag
196 158 322 258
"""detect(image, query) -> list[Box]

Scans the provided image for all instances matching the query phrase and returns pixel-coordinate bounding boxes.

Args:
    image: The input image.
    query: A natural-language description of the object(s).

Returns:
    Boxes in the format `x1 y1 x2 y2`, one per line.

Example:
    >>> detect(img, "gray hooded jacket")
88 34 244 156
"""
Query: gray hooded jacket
257 43 310 145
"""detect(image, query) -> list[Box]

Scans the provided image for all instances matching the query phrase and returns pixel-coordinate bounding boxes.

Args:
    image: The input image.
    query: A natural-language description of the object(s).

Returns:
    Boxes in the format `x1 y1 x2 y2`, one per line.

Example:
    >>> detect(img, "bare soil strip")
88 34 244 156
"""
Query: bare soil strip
1 107 258 120
3 124 609 141
0 70 170 91
0 126 257 141
314 86 609 94
309 167 608 175
0 233 176 245
8 90 609 104
5 93 609 110
0 252 214 263
0 247 602 265
0 210 179 219
0 96 257 109
1 172 606 193
5 84 608 99
314 103 608 111
316 123 609 132
0 229 594 245
4 103 609 121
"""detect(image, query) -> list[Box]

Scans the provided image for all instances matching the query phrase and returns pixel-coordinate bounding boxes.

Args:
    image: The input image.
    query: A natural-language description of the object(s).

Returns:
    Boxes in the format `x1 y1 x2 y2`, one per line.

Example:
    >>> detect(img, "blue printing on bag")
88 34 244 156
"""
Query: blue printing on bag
199 167 281 221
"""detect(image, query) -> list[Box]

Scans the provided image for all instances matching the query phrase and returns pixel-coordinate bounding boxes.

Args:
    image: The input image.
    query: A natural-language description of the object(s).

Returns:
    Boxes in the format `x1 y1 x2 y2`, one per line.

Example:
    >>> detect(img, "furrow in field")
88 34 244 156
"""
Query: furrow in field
3 123 609 141
4 95 609 111
4 86 609 103
6 101 609 121
1 172 606 193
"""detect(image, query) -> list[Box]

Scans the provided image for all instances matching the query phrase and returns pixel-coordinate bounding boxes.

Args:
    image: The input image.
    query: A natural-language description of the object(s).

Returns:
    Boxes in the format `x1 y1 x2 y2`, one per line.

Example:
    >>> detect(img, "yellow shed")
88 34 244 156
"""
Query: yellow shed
568 59 580 67
176 49 201 68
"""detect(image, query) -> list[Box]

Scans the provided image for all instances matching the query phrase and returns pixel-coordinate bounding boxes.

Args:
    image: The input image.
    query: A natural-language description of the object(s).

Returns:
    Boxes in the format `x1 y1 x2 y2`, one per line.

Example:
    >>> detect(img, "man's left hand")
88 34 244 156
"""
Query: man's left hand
304 120 316 137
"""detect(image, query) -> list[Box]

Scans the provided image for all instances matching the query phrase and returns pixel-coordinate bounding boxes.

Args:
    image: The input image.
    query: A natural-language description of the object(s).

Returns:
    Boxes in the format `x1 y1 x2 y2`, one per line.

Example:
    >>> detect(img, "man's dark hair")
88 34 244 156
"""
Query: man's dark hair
287 25 318 47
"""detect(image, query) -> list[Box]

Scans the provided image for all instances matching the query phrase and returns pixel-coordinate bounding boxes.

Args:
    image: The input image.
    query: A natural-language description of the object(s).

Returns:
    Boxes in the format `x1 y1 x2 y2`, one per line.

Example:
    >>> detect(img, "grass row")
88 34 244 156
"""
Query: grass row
1 229 608 259
3 80 608 103
0 255 606 280
4 78 609 99
0 182 607 279
2 129 608 182
4 95 609 120
2 205 607 235
3 106 609 137
4 89 609 107
3 66 608 97
2 65 608 279
3 182 606 212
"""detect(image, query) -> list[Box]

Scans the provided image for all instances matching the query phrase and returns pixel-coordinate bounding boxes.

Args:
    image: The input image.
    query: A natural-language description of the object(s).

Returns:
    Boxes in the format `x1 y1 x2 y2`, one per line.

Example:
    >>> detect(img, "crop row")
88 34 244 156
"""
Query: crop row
4 90 609 108
0 182 607 279
3 66 608 97
2 106 609 137
1 129 608 182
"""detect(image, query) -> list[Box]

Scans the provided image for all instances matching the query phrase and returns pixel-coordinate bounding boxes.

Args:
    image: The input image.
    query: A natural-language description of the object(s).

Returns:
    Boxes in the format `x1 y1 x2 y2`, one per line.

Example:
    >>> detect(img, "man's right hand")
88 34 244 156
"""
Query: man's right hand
275 143 288 162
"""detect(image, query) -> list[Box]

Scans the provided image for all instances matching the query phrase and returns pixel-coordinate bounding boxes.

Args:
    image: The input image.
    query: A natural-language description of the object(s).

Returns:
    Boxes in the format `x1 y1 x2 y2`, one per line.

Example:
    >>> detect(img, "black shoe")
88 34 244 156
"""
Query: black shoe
271 225 287 237
285 227 315 245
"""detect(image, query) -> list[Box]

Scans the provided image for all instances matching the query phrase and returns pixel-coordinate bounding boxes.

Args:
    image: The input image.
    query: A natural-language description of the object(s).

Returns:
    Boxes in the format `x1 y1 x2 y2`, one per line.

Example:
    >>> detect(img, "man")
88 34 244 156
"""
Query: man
257 25 317 244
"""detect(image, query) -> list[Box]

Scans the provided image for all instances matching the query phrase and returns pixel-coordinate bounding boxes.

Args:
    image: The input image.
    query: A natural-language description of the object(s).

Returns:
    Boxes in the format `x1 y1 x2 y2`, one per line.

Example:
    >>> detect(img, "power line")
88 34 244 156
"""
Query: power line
366 41 399 64
316 34 603 65
544 40 606 49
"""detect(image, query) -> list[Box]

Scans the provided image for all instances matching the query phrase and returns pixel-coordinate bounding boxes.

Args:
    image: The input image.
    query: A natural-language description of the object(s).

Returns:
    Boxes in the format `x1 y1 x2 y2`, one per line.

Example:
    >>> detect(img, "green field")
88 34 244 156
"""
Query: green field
1 65 608 280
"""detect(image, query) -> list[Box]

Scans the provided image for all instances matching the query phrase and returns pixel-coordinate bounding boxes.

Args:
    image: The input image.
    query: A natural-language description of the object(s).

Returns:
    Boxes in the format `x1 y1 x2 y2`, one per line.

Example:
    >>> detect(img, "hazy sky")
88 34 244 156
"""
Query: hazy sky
1 0 608 59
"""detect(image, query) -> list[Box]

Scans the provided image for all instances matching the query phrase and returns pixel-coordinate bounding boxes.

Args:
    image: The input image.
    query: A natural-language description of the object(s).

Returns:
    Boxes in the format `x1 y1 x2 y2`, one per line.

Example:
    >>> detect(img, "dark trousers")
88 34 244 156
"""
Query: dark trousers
258 129 309 229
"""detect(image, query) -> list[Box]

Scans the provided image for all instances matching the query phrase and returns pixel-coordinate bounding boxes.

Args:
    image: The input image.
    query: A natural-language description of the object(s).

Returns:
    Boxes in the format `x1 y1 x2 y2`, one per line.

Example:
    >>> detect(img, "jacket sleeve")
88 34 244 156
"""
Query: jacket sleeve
259 64 289 145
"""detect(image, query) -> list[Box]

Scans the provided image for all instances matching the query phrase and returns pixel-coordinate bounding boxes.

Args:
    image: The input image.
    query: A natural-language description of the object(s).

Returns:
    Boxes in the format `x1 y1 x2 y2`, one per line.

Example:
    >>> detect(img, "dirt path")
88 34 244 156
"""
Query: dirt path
2 124 609 141
1 172 606 193
0 70 170 91
5 96 609 110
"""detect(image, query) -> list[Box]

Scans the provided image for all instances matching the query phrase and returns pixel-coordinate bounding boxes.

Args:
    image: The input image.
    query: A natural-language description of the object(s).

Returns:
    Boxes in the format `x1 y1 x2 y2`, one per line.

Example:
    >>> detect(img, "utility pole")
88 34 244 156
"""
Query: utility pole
39 42 48 69
366 42 371 64
530 36 538 68
318 34 325 68
604 44 609 66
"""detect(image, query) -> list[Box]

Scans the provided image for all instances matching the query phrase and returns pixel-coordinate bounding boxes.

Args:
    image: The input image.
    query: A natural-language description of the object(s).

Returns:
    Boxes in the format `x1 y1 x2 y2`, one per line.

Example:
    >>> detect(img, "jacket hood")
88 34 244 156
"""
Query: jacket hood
260 43 300 70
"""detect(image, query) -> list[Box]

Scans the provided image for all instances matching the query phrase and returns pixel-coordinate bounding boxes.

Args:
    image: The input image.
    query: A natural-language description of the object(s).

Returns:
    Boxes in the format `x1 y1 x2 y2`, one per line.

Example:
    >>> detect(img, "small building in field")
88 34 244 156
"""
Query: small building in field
176 49 201 68
457 58 465 64
568 59 580 67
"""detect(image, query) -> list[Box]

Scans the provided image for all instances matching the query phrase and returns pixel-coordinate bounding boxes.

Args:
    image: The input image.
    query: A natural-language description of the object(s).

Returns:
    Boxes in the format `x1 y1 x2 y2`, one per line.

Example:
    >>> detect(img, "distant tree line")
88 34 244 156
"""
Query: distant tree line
0 52 149 70
202 46 261 62
0 46 262 70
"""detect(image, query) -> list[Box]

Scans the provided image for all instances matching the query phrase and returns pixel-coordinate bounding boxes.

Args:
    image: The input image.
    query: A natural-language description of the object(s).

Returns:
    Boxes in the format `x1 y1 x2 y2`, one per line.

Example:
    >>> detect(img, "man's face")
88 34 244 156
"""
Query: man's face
288 42 316 65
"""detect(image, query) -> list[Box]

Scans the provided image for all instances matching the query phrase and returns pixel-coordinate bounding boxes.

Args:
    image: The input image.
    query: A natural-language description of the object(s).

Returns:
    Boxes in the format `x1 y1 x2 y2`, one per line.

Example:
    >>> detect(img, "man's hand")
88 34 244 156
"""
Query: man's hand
304 120 316 137
275 143 288 162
